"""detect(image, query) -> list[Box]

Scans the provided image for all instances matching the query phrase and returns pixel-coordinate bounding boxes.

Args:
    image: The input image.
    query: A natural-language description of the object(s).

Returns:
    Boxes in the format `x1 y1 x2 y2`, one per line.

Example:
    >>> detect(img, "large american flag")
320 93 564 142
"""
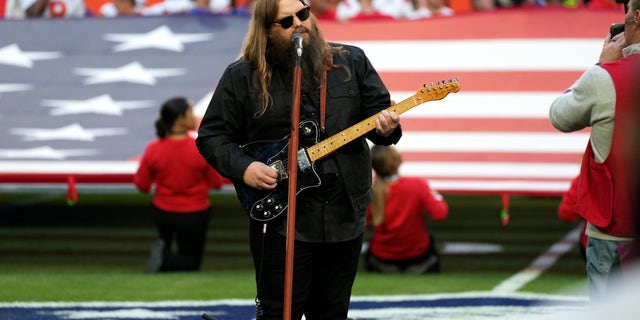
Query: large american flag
322 7 621 196
0 15 247 188
0 8 623 196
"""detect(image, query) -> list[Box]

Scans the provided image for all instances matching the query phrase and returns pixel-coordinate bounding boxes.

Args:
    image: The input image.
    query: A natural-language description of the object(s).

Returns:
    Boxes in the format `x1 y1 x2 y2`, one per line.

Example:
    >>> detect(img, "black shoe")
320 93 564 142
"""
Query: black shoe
145 239 164 273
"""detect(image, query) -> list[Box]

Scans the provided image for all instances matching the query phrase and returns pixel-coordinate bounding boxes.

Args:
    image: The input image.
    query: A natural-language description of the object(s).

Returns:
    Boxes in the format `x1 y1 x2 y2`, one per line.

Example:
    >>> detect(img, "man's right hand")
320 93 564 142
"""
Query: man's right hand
599 32 626 64
243 161 278 190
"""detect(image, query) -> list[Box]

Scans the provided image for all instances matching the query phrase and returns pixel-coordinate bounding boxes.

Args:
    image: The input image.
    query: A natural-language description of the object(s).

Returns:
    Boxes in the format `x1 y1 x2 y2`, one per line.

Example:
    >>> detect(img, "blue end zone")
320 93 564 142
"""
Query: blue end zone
0 292 588 320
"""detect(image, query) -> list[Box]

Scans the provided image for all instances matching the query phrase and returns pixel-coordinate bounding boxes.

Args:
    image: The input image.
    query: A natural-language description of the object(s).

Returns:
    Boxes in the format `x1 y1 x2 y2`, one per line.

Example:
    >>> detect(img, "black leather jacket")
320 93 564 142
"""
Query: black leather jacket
197 43 401 242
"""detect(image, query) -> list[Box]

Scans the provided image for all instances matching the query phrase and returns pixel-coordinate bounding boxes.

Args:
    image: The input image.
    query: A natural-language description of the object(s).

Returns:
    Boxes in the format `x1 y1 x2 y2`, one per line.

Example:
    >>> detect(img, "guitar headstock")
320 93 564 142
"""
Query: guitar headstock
414 78 460 102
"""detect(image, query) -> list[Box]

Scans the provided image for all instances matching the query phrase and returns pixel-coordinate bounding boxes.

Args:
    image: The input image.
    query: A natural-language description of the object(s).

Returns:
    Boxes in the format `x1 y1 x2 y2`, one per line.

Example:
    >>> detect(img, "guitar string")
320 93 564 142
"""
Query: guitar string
269 83 459 176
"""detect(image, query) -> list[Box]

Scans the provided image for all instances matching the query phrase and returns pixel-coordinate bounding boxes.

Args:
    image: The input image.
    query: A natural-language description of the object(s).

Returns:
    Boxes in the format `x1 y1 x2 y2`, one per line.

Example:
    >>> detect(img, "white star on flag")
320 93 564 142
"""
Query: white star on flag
103 25 215 52
0 83 33 95
0 146 98 160
0 44 62 68
74 61 186 85
42 94 154 116
0 14 247 166
10 123 127 141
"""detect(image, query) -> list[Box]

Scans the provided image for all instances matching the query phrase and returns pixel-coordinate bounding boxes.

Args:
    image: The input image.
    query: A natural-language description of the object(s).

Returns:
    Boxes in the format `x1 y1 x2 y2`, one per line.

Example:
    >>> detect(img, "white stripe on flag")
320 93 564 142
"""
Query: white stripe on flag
390 91 558 118
429 180 573 193
351 39 602 71
401 161 580 179
397 132 589 153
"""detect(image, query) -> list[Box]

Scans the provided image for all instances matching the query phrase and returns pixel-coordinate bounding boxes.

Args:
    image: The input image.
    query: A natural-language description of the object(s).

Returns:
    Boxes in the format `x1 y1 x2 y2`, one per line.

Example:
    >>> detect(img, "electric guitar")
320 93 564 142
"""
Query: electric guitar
236 79 461 222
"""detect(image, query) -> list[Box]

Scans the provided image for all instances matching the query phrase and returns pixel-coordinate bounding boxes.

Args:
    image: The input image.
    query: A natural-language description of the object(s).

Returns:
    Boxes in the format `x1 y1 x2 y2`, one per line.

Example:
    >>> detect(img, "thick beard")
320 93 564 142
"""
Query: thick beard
266 32 325 91
266 35 294 70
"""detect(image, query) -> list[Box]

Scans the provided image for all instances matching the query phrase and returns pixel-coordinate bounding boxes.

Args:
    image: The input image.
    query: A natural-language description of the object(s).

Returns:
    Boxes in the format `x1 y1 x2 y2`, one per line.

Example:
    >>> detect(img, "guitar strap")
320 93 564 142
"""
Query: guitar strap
319 56 332 135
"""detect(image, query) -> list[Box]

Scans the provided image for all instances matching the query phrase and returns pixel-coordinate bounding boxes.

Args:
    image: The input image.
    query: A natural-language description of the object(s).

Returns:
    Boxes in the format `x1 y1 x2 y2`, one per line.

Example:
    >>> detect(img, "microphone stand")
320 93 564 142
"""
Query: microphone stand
283 41 302 320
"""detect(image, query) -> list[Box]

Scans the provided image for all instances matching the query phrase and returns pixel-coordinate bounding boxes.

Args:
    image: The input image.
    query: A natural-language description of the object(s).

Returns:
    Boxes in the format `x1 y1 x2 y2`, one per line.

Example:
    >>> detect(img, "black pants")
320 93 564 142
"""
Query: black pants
249 222 362 320
153 205 211 271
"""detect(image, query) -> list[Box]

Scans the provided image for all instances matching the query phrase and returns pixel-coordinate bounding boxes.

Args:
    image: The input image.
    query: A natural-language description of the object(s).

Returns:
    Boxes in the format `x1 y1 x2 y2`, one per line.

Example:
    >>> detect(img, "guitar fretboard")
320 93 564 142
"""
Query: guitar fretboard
305 80 459 162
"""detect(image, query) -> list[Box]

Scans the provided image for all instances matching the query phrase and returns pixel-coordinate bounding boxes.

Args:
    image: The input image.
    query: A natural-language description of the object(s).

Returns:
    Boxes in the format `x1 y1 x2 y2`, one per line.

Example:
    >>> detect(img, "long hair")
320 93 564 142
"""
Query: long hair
370 145 402 226
631 0 640 20
154 97 190 138
240 0 344 118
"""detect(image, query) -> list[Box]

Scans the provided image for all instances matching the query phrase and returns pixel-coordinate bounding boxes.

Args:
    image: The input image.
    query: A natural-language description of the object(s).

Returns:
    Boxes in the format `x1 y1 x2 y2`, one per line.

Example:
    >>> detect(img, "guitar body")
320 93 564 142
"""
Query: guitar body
236 120 322 222
234 79 460 222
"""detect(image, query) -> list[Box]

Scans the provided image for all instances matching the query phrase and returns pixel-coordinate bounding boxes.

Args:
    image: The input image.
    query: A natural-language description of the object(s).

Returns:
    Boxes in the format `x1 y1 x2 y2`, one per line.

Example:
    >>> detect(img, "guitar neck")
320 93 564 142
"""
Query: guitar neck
305 94 421 163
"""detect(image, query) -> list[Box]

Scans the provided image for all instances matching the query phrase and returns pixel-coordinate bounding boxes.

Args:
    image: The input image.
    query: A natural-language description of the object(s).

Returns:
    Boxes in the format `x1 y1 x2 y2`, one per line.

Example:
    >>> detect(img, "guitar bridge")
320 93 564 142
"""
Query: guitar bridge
298 149 311 171
269 160 288 181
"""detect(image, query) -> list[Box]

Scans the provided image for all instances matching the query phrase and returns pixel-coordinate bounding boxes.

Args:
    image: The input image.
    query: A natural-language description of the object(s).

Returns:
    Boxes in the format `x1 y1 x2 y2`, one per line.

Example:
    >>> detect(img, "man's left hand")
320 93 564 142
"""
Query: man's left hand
375 110 399 137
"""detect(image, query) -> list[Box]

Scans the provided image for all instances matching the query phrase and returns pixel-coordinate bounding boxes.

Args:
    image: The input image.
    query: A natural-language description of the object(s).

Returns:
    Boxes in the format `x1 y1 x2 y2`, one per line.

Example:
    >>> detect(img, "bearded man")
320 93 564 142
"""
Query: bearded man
196 0 402 319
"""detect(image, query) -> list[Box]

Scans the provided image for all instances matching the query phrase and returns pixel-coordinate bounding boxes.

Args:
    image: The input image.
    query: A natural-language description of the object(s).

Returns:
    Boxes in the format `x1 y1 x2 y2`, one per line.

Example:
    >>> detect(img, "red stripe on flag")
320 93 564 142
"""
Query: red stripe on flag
320 8 622 40
400 118 577 132
380 71 581 92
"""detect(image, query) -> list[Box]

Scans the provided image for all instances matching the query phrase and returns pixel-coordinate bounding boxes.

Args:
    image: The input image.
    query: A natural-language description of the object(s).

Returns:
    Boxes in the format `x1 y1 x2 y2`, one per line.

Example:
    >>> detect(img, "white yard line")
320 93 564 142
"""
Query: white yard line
492 224 583 294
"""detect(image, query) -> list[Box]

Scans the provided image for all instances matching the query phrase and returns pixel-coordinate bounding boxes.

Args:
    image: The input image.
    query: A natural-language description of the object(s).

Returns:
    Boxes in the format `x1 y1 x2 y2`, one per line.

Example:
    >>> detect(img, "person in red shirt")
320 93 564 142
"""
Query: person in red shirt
134 96 223 273
365 145 448 274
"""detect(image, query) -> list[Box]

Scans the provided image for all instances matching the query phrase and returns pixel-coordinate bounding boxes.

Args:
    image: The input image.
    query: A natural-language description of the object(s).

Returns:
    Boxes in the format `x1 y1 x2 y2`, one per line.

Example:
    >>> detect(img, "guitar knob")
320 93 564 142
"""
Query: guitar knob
266 198 274 206
274 204 282 211
263 211 272 218
255 202 263 212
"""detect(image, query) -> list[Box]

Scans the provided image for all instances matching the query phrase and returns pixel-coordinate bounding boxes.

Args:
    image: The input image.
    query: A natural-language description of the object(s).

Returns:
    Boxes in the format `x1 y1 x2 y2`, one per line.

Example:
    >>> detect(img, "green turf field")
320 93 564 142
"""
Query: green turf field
0 191 587 301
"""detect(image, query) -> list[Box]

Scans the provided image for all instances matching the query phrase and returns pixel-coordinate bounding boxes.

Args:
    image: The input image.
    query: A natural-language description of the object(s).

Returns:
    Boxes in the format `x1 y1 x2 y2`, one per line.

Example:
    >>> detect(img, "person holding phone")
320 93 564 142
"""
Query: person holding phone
548 0 640 301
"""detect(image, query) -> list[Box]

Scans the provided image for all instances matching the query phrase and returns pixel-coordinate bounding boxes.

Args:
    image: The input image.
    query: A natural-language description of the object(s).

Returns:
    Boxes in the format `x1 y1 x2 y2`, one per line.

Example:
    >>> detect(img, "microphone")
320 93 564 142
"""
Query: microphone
291 33 303 56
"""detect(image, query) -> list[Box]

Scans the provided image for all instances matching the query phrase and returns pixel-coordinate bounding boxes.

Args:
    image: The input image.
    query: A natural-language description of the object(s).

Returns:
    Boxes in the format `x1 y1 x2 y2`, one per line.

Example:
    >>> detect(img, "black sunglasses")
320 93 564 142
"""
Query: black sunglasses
273 5 310 29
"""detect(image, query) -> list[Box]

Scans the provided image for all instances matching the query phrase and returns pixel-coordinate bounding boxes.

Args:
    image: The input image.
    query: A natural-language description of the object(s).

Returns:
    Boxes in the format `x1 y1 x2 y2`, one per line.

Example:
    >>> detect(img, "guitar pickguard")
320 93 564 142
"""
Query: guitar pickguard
236 120 322 222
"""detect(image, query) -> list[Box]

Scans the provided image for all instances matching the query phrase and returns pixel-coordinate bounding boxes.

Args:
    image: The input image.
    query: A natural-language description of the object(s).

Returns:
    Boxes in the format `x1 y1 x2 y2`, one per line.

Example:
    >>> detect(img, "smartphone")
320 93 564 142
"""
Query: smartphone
610 23 625 38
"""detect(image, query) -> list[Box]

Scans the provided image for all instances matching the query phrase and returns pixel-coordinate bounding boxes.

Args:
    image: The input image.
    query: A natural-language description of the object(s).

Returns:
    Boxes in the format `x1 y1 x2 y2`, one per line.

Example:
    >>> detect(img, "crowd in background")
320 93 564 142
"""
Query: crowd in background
0 0 625 21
